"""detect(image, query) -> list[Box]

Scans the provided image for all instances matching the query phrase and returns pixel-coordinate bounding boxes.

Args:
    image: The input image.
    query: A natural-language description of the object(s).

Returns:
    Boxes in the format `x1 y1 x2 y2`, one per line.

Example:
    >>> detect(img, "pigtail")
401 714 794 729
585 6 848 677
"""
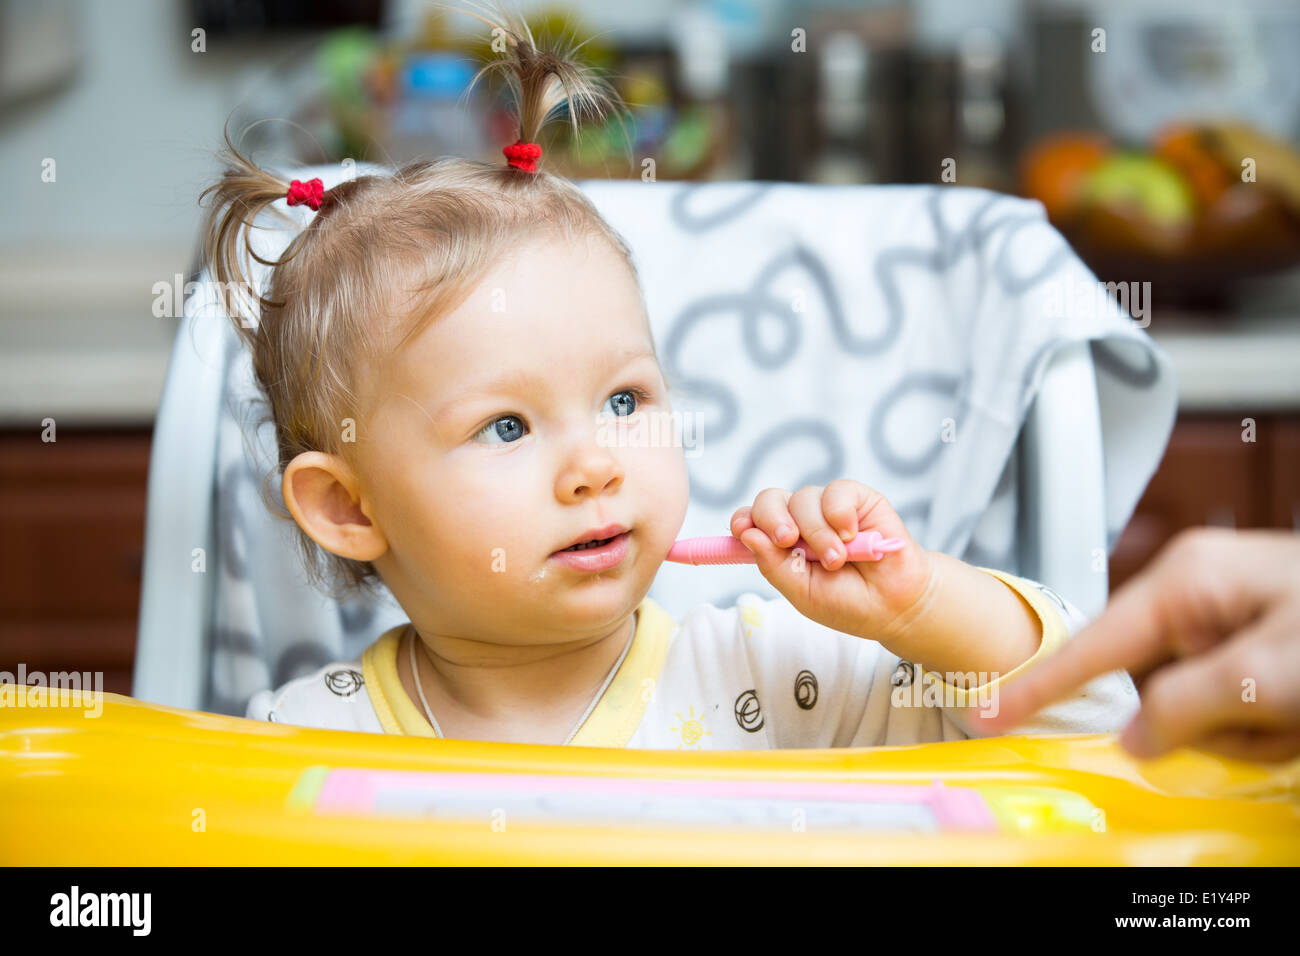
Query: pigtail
454 0 628 172
196 120 304 350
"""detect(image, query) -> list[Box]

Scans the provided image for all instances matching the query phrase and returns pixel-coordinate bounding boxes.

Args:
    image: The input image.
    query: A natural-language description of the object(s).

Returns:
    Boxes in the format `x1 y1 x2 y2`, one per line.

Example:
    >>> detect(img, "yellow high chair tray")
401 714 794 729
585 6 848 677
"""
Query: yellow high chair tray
3 690 1299 865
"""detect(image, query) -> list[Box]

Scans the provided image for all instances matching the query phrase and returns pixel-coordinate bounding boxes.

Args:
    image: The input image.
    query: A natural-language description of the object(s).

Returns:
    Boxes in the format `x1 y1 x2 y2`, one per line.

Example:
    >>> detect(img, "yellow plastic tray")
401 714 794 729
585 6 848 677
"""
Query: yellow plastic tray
3 690 1299 864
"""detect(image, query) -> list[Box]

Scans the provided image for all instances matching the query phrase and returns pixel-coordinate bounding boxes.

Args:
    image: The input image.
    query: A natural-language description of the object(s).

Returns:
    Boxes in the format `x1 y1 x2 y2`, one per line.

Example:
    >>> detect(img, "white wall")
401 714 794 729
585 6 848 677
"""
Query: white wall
0 0 324 247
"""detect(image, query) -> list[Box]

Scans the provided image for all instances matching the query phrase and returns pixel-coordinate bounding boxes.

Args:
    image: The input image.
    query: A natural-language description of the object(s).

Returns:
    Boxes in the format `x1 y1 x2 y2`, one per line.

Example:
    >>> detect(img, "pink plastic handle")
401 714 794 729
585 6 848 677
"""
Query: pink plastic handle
666 531 905 566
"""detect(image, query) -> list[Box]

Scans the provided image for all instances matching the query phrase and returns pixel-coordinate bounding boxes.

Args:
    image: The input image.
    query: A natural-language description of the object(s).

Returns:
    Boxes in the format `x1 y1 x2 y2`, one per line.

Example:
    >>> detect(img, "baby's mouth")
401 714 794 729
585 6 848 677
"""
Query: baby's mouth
559 535 619 552
547 529 634 572
554 530 631 553
551 523 632 556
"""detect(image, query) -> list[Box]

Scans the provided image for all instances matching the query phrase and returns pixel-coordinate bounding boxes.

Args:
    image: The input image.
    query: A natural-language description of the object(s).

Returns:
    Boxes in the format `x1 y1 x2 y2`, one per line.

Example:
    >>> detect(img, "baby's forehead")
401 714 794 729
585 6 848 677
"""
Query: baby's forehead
441 338 657 383
382 323 660 400
419 289 654 356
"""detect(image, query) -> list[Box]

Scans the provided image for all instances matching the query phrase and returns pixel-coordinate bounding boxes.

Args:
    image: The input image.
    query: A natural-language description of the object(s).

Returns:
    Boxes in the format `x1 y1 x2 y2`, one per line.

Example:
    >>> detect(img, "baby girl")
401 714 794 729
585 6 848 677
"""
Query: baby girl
207 6 1138 749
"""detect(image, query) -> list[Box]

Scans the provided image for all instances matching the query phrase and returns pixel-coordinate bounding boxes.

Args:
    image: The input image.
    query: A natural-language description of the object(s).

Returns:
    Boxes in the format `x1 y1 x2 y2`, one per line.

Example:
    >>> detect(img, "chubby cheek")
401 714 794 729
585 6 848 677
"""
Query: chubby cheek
636 444 690 560
406 458 546 586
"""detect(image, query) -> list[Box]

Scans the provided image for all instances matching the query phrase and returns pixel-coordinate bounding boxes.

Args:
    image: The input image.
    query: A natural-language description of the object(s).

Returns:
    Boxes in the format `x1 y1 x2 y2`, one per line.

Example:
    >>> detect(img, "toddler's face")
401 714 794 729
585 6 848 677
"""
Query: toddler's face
357 233 689 643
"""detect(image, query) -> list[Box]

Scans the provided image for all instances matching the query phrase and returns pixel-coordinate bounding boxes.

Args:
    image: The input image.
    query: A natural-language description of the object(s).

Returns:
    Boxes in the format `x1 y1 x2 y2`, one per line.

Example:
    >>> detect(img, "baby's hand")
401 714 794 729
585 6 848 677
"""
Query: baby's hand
730 481 936 645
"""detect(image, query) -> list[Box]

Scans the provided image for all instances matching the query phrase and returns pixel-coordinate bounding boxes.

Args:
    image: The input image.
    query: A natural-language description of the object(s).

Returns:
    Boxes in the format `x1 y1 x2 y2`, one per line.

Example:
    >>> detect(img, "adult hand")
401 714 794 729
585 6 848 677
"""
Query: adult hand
977 528 1300 763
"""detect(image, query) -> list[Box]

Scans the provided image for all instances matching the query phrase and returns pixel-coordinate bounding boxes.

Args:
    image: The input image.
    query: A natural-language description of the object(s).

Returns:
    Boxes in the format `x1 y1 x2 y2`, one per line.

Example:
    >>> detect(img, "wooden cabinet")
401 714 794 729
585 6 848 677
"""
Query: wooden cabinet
1269 420 1300 533
1109 414 1300 591
0 428 151 696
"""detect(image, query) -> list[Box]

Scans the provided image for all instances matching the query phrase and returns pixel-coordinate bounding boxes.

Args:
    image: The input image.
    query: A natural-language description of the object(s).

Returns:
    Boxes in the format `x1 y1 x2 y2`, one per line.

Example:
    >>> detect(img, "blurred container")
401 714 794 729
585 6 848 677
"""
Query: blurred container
1019 1 1300 310
1025 0 1300 146
386 51 486 161
801 3 1022 190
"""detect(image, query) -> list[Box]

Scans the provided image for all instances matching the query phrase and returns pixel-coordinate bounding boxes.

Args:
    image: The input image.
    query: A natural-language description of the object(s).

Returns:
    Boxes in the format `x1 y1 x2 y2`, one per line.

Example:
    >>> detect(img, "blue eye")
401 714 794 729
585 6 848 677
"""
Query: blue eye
471 387 651 445
473 415 527 445
606 388 648 417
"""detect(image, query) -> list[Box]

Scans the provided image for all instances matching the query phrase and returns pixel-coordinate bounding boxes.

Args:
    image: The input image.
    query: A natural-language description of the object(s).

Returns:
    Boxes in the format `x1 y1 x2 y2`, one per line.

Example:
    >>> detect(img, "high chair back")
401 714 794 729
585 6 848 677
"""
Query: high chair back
134 166 1177 715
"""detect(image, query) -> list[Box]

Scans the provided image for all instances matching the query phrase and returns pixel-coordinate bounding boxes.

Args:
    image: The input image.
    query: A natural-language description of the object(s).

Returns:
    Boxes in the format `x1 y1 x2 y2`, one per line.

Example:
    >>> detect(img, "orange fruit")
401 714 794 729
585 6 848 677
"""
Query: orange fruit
1019 132 1112 222
1153 124 1231 210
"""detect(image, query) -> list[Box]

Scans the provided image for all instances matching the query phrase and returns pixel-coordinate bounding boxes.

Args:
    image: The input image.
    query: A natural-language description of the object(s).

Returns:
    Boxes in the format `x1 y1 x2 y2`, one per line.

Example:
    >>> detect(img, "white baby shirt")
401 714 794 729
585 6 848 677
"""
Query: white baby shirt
245 567 1140 749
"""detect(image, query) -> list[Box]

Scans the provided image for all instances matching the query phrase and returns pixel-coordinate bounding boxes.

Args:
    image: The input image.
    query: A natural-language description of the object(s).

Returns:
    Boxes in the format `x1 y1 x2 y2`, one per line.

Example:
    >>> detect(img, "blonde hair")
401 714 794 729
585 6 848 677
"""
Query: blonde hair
198 1 641 601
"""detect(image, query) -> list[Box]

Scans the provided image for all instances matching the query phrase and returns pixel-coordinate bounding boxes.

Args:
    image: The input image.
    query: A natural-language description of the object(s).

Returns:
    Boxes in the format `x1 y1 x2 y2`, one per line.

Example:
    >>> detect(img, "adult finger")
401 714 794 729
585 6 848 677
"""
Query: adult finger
1118 604 1300 758
1177 727 1300 764
984 528 1298 733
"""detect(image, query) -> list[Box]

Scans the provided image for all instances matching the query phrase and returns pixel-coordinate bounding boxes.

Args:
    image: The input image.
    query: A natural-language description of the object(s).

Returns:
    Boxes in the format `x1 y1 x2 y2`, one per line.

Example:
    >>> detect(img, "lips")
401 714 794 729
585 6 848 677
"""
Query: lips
555 523 629 554
548 531 631 571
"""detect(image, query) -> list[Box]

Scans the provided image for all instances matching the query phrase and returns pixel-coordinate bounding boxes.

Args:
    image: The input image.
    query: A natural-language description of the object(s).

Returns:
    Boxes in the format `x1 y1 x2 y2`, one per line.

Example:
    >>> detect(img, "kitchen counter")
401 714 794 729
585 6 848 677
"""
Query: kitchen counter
0 244 183 427
1148 312 1300 412
1 244 1298 425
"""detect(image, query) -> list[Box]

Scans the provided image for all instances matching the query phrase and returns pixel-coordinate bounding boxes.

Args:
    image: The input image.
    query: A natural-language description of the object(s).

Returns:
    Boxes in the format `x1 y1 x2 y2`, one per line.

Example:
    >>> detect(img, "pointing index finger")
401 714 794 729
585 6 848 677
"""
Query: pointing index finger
980 562 1182 731
986 529 1300 733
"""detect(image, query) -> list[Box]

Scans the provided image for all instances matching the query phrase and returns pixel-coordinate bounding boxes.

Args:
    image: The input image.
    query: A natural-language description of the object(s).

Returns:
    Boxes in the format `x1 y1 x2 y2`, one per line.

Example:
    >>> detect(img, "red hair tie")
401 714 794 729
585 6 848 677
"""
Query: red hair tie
503 139 542 173
286 178 326 211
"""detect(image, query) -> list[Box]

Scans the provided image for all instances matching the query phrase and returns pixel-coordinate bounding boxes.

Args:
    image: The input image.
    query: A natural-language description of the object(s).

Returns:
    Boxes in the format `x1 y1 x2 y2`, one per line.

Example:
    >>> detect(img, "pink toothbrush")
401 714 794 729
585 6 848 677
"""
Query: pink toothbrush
667 531 905 566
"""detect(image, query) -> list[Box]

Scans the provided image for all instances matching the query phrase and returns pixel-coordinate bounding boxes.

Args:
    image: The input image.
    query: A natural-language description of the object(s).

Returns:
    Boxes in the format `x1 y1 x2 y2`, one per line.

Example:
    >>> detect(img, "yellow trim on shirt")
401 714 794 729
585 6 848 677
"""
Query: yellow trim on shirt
362 626 434 737
569 596 677 748
360 595 678 747
915 567 1067 706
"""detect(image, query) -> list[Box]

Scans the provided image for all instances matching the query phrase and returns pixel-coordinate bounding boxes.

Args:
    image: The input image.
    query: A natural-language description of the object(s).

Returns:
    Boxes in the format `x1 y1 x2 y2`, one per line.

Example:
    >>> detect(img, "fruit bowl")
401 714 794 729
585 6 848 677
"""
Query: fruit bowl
1020 124 1300 309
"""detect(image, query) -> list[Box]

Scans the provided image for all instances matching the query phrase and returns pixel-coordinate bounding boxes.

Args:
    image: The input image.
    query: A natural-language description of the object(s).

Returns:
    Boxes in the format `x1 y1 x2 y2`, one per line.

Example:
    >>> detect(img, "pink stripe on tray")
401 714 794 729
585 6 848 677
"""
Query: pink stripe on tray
312 768 997 830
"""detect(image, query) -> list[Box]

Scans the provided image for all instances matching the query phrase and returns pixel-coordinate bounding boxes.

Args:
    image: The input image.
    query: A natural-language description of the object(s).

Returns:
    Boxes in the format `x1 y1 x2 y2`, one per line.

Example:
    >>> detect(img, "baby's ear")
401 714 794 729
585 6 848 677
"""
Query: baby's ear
281 452 387 562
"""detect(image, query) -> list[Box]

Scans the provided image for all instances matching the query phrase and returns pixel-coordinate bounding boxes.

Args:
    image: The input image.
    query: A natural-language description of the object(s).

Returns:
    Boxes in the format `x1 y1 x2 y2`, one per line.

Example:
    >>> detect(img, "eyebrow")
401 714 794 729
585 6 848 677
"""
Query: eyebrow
432 346 658 421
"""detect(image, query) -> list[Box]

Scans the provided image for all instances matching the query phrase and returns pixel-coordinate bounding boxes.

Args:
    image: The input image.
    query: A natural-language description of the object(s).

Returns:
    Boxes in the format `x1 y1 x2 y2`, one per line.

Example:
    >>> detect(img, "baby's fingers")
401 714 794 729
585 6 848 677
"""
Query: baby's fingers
824 479 914 550
788 486 845 570
821 479 874 544
748 487 798 548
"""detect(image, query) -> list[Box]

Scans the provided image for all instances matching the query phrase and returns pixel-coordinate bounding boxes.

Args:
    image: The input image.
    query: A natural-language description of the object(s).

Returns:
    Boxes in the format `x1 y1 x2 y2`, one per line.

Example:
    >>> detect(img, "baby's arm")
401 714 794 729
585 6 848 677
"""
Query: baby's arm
893 568 1141 739
877 551 1044 687
733 482 1087 702
730 480 1136 743
726 573 1137 749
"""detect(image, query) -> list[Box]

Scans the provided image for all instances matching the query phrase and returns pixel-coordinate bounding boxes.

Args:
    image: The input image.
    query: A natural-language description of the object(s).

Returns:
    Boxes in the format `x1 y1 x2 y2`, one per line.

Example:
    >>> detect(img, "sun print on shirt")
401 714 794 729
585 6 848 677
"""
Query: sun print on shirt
740 601 762 639
670 705 711 748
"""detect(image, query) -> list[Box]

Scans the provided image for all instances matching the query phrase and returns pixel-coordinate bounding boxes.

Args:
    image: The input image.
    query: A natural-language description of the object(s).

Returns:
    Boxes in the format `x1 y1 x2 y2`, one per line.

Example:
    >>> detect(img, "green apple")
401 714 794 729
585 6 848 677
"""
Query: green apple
1082 154 1196 228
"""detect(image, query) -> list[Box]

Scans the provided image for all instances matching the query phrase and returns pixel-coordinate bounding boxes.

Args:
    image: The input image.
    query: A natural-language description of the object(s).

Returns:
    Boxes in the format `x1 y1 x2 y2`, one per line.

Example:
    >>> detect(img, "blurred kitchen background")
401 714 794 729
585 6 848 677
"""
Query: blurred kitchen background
2 0 1299 693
